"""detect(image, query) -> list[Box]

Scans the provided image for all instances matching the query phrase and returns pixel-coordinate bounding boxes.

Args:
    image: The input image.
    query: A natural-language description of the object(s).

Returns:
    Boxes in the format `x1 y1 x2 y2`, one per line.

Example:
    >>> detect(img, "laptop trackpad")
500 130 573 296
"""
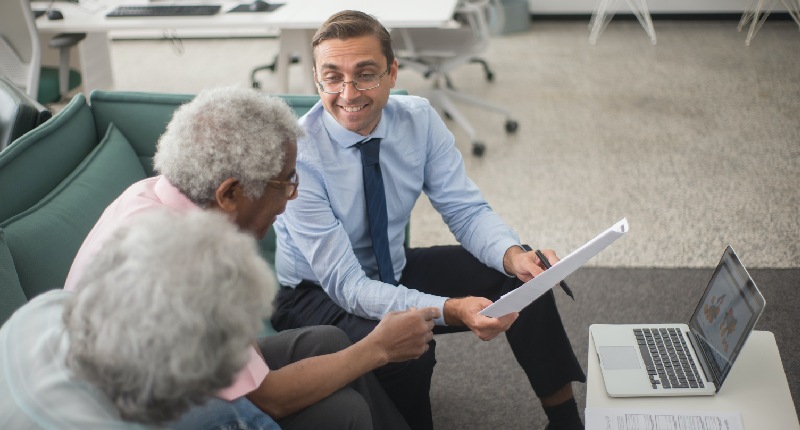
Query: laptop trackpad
599 346 641 370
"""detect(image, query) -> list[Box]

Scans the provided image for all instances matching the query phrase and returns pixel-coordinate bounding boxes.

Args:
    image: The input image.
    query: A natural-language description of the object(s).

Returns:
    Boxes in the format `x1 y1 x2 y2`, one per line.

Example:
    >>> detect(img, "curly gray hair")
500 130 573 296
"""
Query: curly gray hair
63 209 275 424
154 86 303 207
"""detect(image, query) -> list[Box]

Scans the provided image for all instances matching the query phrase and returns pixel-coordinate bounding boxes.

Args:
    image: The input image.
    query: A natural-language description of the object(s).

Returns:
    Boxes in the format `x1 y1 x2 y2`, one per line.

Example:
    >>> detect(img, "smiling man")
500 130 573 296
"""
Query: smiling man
272 10 586 430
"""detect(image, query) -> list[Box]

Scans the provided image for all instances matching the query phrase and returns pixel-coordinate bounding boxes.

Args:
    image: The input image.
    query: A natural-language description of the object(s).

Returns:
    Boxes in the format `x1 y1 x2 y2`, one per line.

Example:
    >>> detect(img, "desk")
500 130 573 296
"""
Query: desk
33 0 458 94
586 331 800 429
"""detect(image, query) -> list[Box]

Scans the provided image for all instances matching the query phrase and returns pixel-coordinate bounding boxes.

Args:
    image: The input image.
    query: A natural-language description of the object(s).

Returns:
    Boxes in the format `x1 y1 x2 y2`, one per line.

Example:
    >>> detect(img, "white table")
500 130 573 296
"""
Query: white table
586 330 800 429
33 0 458 94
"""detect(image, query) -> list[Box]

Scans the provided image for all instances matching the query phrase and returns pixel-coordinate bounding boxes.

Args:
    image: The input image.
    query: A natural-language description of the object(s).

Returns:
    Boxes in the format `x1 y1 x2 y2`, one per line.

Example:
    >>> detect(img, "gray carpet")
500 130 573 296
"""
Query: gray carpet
430 267 800 429
60 18 799 429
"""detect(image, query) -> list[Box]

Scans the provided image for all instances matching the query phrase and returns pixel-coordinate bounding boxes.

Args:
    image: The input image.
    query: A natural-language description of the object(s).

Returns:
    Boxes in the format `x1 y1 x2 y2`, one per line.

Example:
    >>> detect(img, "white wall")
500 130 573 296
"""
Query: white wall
527 0 787 14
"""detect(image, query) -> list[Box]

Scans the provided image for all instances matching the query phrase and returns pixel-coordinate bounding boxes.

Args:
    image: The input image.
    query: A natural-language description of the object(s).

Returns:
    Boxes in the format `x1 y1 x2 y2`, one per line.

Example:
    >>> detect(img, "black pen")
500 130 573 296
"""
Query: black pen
530 248 575 300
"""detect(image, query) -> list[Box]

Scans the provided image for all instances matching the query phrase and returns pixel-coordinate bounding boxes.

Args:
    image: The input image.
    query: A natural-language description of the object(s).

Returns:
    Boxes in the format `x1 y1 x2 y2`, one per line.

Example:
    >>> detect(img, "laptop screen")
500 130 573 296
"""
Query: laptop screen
688 246 765 388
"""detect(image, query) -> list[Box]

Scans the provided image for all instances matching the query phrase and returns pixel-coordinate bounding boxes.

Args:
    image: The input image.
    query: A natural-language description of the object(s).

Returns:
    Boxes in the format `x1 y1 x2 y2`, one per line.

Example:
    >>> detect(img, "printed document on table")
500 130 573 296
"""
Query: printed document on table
479 218 628 318
584 407 744 430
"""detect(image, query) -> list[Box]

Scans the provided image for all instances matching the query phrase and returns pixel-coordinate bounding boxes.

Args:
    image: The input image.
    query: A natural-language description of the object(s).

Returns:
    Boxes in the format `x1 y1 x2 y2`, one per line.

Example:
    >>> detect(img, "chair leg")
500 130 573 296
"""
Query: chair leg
58 47 70 101
427 86 519 156
251 54 301 89
48 33 85 101
469 58 494 82
626 0 657 44
745 0 773 46
784 0 800 28
589 0 622 44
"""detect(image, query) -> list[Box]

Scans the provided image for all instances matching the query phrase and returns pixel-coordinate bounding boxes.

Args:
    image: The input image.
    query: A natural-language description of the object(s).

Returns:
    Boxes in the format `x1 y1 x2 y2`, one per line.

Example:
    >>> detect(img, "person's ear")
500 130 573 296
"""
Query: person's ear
390 58 399 88
214 178 241 214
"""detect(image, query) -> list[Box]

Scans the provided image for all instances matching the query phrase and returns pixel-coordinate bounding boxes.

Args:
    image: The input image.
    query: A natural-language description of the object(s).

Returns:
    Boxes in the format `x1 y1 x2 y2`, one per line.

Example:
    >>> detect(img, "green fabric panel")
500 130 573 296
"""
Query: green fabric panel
257 226 278 269
269 94 324 117
37 68 82 105
89 91 194 176
0 230 28 326
0 94 96 222
37 68 60 105
0 124 147 300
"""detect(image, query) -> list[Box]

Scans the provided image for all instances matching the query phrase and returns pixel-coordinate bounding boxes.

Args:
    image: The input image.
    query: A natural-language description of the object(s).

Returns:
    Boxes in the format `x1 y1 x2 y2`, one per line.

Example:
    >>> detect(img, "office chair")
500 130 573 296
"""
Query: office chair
392 0 518 156
0 0 85 104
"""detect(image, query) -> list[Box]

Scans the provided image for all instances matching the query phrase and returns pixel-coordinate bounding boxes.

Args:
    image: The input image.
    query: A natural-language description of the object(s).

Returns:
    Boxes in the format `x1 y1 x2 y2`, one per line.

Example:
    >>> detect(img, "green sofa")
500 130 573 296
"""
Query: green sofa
0 90 328 326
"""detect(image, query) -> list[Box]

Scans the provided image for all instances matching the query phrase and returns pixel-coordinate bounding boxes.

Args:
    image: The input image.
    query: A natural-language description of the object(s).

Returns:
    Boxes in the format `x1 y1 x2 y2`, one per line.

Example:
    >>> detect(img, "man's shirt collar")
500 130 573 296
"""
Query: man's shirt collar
321 108 388 148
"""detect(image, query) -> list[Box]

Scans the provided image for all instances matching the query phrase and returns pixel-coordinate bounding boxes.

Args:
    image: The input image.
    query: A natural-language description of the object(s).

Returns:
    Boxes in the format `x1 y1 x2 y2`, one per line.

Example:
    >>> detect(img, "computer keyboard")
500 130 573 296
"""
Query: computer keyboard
634 327 704 390
106 4 222 17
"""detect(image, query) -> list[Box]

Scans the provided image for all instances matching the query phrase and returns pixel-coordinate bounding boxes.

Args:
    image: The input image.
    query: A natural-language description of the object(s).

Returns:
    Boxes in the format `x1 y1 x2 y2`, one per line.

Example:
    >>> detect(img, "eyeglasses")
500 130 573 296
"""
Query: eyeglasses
267 172 299 198
315 68 390 94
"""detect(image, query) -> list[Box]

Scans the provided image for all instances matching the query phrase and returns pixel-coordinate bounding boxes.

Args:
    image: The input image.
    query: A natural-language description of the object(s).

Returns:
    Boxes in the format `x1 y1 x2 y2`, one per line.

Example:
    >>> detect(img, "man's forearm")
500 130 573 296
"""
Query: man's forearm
246 338 387 419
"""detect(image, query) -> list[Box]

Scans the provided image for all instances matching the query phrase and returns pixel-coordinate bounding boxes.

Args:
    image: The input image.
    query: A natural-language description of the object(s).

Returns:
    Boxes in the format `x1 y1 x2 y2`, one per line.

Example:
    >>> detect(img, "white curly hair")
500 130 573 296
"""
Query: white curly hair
154 86 303 207
63 209 275 424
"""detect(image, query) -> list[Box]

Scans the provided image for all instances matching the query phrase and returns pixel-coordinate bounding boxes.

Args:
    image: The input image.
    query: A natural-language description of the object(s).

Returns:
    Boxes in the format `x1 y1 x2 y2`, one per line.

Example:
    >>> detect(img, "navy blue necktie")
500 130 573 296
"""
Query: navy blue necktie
355 138 396 285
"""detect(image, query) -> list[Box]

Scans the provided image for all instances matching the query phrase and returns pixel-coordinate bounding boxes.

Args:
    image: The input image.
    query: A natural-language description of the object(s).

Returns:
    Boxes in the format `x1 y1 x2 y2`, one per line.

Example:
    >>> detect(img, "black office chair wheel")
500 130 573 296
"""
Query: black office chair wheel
505 120 519 133
472 142 486 157
470 58 494 82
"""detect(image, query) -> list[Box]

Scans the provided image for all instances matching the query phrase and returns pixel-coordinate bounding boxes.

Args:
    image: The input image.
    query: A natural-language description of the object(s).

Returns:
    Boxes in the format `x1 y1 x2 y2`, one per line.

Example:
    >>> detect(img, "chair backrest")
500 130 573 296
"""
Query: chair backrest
392 0 496 77
0 0 41 101
0 76 51 151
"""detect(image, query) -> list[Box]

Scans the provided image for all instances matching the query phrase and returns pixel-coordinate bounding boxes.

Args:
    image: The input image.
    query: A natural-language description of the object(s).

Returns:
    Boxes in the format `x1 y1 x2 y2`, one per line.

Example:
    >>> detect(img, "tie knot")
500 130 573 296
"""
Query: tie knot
356 138 381 166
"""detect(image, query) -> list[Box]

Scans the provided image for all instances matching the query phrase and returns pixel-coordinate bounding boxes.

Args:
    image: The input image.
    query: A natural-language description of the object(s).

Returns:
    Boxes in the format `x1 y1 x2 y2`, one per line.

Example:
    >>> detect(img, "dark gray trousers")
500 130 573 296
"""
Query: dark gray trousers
259 326 410 430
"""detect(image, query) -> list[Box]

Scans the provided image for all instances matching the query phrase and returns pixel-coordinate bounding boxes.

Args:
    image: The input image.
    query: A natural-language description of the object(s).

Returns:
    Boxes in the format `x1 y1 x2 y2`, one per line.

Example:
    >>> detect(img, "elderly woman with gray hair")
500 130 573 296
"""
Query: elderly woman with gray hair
0 209 274 428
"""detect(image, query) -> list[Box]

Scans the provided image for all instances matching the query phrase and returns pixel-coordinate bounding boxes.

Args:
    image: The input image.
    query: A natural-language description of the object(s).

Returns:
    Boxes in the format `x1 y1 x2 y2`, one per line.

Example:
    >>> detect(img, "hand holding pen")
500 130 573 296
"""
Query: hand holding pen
520 245 575 300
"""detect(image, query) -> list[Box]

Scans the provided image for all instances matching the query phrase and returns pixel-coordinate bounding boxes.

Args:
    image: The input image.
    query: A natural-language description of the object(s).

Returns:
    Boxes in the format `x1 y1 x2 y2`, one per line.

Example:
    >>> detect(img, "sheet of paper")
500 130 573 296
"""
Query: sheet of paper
584 407 744 430
480 218 629 318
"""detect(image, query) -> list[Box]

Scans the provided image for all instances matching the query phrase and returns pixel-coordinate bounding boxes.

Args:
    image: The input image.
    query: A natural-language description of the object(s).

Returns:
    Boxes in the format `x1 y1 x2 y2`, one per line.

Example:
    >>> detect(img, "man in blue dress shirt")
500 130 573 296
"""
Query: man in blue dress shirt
272 10 585 430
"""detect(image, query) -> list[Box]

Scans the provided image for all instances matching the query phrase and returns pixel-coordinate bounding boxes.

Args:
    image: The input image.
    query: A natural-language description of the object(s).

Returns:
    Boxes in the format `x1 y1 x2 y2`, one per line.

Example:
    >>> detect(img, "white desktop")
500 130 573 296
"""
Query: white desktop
32 0 459 95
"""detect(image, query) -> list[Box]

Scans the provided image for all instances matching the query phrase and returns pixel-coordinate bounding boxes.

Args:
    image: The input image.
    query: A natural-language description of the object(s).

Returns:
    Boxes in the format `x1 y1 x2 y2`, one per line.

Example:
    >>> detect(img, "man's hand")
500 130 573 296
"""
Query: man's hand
503 246 560 283
443 297 518 341
363 307 440 364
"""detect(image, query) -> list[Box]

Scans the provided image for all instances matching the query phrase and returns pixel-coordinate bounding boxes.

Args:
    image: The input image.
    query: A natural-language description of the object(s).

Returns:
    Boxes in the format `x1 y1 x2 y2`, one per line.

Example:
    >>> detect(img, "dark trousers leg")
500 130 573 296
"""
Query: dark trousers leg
272 246 585 429
259 326 410 430
399 246 586 395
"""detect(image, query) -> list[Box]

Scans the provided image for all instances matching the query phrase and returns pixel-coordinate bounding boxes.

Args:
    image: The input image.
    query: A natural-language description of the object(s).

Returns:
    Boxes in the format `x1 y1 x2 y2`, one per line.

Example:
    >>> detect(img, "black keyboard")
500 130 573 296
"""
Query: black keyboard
106 4 222 17
634 327 705 390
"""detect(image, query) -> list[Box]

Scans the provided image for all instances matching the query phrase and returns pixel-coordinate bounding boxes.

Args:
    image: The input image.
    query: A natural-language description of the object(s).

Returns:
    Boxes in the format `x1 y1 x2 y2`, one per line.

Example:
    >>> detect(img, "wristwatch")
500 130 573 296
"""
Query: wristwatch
519 244 532 252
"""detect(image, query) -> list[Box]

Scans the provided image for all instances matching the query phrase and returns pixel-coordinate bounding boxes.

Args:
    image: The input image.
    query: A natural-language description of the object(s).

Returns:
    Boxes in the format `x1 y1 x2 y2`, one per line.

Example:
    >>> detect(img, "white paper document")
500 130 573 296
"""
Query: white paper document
584 407 744 430
479 218 629 318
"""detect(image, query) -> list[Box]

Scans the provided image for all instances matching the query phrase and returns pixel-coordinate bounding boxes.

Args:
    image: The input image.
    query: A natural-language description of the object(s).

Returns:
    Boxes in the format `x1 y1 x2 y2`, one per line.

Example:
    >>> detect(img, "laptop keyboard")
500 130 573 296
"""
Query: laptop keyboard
634 328 705 390
106 5 222 17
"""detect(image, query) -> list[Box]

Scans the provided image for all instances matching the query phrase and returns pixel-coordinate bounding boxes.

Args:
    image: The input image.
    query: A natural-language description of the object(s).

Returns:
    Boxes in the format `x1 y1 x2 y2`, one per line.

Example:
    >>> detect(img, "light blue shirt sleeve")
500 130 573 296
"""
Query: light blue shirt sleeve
275 96 520 325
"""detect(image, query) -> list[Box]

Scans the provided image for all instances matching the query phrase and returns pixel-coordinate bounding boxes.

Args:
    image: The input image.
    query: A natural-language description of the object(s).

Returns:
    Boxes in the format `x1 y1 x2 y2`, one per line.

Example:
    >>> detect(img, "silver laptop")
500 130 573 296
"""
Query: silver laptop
590 246 765 397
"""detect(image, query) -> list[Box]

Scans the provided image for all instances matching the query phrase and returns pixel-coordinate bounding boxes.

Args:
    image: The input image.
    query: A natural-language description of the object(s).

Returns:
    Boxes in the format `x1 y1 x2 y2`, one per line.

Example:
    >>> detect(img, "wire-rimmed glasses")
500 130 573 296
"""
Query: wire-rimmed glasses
267 172 299 198
315 68 390 94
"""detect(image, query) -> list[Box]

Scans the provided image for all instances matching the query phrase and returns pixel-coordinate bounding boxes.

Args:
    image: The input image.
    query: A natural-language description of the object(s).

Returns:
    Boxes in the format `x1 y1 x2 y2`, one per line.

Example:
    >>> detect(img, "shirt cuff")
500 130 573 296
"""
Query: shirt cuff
493 237 524 277
413 294 449 326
